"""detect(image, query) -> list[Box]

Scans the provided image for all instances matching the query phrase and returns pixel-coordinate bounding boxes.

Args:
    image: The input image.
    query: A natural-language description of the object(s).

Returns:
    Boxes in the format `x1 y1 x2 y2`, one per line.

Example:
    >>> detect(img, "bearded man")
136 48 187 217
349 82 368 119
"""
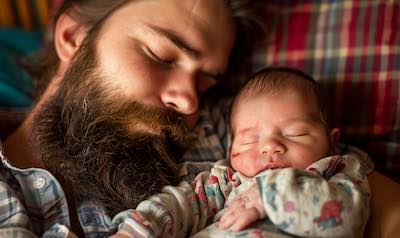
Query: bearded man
0 0 263 237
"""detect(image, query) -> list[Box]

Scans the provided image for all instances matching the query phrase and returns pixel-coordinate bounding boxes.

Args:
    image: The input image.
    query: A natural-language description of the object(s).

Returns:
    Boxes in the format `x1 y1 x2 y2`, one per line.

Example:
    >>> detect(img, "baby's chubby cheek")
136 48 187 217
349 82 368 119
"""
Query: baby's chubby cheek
230 153 244 171
230 150 260 176
291 152 317 169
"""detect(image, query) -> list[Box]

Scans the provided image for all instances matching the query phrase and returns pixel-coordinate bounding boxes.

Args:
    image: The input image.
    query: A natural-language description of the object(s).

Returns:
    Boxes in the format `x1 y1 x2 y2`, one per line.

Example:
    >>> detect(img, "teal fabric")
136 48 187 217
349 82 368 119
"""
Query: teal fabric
0 28 42 108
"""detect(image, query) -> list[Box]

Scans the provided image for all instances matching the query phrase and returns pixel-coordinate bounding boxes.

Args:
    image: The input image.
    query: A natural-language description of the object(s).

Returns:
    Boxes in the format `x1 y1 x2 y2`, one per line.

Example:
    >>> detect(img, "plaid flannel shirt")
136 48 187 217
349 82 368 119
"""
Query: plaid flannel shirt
0 97 232 237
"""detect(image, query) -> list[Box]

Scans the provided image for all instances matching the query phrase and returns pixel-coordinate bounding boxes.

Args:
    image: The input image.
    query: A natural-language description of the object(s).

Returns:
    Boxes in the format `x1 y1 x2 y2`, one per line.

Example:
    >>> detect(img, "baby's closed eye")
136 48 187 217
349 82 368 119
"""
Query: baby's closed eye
240 141 257 145
285 132 315 143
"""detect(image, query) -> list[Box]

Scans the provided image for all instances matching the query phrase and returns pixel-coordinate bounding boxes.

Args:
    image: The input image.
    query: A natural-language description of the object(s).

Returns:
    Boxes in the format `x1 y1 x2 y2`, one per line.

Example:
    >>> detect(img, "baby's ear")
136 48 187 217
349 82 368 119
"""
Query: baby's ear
330 128 340 147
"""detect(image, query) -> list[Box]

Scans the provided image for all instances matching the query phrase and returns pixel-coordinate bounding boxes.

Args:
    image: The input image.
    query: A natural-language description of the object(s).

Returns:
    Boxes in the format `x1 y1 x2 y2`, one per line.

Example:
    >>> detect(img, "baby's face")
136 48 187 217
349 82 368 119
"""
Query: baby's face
230 88 338 177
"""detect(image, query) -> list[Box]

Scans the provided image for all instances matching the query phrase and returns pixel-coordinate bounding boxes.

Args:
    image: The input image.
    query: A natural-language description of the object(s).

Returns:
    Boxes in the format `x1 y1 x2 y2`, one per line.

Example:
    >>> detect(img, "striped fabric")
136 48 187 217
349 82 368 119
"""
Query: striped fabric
0 0 54 30
247 0 399 178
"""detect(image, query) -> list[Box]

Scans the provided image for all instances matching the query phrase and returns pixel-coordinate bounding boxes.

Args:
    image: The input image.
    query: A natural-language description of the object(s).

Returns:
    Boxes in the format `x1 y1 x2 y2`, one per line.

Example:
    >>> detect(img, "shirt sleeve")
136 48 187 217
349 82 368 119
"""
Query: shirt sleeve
112 164 239 238
0 180 29 226
0 180 77 238
256 148 373 237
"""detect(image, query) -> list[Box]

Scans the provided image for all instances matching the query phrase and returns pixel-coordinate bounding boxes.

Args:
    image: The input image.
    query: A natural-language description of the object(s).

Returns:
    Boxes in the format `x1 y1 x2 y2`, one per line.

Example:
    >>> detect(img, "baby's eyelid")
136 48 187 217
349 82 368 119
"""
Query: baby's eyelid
240 141 257 145
285 133 309 137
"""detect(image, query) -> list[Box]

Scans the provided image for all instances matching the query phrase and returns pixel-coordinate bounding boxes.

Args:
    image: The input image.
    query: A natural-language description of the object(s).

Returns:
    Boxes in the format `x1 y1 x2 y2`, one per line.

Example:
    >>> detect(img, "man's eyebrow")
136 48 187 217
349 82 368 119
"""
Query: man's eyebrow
147 24 201 59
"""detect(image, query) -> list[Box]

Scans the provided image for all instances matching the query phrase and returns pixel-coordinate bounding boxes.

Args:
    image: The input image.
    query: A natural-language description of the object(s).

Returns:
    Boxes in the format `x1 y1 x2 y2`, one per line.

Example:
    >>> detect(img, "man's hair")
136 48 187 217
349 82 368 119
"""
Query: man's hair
231 67 332 129
30 0 265 97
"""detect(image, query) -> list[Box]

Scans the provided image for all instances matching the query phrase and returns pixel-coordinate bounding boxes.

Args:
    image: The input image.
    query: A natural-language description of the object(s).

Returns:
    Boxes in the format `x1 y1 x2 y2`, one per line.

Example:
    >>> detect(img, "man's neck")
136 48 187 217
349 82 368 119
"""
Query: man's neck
3 72 64 169
3 112 44 169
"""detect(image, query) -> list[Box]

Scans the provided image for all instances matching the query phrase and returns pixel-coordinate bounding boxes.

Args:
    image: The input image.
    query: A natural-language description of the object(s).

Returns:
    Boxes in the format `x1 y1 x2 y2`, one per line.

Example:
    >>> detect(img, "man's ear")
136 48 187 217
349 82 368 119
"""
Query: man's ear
54 13 86 62
330 128 340 147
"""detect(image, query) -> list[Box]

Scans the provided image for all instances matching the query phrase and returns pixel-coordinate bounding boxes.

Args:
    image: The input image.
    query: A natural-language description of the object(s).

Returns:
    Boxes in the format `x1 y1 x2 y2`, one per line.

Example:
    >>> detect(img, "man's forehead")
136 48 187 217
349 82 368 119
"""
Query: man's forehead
103 0 235 65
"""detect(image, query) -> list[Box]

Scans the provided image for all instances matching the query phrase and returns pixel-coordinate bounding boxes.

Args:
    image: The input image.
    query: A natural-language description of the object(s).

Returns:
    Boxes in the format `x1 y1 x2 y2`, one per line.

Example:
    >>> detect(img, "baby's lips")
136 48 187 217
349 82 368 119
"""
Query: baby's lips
264 162 288 170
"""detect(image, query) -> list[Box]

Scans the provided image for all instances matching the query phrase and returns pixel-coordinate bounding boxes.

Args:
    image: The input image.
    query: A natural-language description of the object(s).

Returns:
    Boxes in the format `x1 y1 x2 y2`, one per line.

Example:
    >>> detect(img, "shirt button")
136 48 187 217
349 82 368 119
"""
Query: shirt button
33 176 46 189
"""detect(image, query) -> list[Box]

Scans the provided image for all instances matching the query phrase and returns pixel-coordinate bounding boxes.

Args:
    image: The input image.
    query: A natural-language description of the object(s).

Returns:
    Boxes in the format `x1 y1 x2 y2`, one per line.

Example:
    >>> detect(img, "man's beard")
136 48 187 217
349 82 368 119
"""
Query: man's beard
31 42 192 217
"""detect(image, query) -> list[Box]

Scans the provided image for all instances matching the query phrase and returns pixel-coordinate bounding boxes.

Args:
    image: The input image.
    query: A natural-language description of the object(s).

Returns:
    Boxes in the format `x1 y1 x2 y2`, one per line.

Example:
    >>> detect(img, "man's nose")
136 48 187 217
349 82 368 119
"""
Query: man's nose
260 138 286 155
161 73 198 115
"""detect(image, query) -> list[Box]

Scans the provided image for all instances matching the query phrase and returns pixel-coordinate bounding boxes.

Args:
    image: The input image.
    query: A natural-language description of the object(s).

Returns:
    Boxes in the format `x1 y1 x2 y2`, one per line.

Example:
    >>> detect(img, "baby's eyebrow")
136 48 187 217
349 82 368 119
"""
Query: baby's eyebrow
284 116 319 125
236 127 257 135
234 127 259 140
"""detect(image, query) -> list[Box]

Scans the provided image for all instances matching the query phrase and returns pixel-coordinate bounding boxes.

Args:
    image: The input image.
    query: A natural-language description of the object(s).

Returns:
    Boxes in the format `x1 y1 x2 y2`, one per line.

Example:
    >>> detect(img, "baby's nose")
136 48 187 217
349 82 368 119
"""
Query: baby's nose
260 138 286 155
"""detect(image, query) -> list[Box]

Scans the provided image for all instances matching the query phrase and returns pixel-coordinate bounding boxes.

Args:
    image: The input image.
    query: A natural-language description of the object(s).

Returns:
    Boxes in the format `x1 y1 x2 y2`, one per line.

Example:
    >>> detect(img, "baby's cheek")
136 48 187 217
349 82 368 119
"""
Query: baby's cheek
245 150 259 160
231 150 258 172
230 158 241 172
291 151 318 169
231 152 241 158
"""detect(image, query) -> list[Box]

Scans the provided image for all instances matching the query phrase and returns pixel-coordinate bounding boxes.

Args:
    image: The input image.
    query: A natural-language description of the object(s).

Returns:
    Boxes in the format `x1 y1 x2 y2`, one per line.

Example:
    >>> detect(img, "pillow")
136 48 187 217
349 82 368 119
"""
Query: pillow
0 0 57 109
0 28 42 108
247 0 400 180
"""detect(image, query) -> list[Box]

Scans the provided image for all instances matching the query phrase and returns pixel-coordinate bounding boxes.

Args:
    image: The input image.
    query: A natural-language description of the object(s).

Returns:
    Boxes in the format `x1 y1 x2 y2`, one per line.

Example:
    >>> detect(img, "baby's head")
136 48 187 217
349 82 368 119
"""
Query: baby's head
229 67 340 177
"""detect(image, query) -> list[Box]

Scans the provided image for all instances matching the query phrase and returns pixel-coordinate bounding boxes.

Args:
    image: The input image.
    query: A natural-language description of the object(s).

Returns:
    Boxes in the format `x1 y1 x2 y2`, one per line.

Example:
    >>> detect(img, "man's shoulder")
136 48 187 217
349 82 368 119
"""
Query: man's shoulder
0 147 28 229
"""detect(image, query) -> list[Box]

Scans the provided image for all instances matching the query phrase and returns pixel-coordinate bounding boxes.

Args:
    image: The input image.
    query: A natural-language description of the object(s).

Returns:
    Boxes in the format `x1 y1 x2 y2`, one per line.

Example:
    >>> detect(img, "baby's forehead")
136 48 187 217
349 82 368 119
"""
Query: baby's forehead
230 90 323 127
260 76 317 97
236 85 318 109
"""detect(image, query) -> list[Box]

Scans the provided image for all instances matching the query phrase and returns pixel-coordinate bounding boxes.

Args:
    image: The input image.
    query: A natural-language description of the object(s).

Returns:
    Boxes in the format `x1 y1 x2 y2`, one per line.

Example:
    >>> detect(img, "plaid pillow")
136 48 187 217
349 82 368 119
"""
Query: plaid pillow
248 0 399 178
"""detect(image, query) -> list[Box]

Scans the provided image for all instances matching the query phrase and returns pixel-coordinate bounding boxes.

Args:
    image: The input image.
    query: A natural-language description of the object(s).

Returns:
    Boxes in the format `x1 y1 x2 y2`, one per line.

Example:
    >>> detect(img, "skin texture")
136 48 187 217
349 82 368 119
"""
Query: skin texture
219 87 339 231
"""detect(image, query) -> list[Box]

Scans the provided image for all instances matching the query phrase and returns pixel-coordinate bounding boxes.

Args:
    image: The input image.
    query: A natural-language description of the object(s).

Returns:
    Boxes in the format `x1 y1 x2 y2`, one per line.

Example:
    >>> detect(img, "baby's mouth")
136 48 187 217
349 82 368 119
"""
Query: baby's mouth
264 162 288 170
